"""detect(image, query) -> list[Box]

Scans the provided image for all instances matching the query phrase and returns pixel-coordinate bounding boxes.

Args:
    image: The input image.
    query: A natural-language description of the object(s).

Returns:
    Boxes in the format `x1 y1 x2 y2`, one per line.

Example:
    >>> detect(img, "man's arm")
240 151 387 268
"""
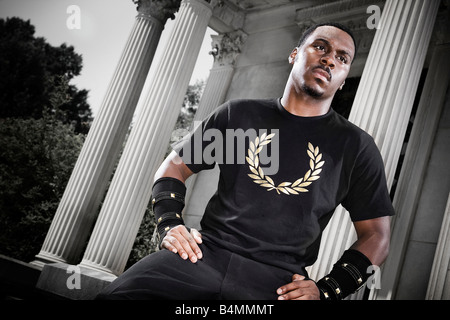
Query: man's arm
277 216 391 300
154 150 194 183
350 216 390 266
153 151 203 263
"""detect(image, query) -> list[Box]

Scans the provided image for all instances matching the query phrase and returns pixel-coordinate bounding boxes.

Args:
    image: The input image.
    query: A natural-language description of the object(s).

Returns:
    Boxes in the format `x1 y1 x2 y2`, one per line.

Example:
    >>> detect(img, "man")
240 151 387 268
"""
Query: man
97 22 394 300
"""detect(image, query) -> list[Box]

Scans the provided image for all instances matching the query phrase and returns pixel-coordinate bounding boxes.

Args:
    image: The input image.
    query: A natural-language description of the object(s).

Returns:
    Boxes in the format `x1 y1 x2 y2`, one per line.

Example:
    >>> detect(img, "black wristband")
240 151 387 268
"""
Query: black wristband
156 212 185 235
316 249 372 300
151 177 187 248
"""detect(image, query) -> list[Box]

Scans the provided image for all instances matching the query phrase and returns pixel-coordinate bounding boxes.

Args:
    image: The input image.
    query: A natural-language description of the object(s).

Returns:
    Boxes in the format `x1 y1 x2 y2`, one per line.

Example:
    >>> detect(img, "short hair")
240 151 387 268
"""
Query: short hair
297 22 357 59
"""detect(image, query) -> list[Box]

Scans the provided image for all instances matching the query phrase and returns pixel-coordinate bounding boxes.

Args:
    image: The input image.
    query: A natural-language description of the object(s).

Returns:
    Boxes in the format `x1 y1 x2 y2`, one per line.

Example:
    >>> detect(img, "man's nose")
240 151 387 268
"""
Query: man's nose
320 54 335 69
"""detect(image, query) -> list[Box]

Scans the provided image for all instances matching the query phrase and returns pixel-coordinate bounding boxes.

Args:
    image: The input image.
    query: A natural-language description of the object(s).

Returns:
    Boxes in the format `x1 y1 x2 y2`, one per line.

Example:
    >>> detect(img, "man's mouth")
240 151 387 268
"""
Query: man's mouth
312 66 331 82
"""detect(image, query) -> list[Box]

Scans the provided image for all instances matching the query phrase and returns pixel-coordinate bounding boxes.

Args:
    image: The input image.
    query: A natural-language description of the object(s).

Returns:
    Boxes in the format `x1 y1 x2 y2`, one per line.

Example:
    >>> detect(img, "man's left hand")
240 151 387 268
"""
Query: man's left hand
277 274 320 300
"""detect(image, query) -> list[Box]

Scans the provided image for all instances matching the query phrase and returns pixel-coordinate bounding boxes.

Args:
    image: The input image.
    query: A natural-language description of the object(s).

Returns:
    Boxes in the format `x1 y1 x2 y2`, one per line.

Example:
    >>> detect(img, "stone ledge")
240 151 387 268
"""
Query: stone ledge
36 262 116 300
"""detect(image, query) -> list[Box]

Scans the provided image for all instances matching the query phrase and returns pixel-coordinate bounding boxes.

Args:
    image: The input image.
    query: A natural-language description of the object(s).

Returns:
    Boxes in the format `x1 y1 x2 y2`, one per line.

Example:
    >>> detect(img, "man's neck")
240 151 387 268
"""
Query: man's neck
280 89 333 117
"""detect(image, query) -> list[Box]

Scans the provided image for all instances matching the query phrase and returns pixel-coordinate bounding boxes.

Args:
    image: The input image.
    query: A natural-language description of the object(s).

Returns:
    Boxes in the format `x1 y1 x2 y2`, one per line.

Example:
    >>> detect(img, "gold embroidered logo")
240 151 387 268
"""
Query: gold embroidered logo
246 133 324 195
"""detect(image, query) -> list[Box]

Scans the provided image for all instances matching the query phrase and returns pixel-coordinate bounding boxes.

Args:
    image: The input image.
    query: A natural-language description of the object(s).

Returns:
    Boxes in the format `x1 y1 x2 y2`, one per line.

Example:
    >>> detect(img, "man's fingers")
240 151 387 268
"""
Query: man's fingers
161 226 203 263
161 227 189 260
191 228 203 244
277 281 299 295
170 228 196 262
277 275 307 294
277 276 320 300
162 234 189 260
292 274 305 281
190 228 203 259
179 227 202 262
161 237 178 254
281 291 317 300
278 288 315 300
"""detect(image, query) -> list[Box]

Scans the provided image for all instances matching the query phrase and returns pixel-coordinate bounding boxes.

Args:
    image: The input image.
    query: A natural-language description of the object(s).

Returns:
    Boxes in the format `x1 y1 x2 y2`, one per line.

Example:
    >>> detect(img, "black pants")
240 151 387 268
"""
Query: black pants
96 237 295 300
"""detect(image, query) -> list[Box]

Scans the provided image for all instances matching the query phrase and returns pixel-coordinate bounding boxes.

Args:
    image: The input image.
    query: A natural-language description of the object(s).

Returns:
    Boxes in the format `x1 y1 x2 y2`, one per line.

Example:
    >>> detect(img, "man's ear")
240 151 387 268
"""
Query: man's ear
288 48 298 64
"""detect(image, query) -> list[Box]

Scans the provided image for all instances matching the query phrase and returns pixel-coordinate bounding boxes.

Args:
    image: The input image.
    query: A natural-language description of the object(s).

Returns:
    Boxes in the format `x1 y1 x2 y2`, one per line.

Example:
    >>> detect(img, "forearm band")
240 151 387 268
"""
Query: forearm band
156 212 185 235
151 177 187 248
316 249 372 300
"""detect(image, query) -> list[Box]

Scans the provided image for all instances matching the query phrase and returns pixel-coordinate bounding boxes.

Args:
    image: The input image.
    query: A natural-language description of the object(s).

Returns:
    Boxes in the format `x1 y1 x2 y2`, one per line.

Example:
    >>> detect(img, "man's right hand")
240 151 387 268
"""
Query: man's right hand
161 225 203 263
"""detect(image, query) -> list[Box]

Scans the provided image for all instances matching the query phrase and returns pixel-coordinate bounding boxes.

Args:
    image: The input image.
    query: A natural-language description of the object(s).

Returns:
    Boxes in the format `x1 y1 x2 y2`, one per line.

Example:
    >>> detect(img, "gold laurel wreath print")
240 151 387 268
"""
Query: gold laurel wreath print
246 133 325 195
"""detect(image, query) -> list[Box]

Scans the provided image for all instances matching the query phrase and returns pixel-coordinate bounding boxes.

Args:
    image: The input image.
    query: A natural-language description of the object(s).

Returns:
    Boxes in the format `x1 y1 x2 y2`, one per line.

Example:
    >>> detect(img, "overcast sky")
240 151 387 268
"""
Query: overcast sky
0 0 215 116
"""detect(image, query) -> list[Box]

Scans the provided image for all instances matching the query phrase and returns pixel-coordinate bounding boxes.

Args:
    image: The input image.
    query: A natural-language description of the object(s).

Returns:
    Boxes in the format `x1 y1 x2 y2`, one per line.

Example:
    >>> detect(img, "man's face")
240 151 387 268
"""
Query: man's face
289 26 355 99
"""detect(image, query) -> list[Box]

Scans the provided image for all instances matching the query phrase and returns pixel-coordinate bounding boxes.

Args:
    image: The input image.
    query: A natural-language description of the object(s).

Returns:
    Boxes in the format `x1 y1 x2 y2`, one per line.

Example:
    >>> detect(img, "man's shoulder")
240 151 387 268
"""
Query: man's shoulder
331 111 376 148
207 98 277 126
226 98 278 111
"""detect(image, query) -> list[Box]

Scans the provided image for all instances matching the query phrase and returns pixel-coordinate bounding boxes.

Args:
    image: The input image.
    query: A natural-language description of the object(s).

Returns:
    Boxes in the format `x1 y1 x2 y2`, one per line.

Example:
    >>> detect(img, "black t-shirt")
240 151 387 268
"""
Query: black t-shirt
173 98 394 274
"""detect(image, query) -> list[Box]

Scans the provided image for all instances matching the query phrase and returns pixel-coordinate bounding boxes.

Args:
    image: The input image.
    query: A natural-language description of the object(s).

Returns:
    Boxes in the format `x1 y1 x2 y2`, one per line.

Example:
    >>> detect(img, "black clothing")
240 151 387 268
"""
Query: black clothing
97 98 394 300
174 98 394 274
96 239 293 300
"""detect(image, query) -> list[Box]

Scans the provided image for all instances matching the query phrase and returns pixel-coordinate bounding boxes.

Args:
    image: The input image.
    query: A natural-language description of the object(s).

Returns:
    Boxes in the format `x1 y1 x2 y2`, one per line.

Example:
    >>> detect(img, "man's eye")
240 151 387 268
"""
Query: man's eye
338 56 348 64
314 45 325 51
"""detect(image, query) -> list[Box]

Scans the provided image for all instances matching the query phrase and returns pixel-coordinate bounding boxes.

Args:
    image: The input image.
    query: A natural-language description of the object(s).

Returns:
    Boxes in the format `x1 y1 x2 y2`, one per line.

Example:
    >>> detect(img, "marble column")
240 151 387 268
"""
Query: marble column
383 41 450 299
426 193 450 300
32 0 181 268
306 0 440 300
79 0 217 276
183 30 247 228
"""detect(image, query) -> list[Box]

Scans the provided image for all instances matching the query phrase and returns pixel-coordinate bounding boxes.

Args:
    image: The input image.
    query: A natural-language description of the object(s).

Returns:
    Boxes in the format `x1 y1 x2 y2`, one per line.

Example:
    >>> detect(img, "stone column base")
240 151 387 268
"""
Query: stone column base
35 263 116 300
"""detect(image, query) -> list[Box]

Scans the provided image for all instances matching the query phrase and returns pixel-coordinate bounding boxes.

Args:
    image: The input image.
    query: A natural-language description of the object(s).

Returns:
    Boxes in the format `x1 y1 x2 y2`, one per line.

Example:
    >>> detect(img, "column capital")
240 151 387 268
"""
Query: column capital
184 0 219 11
209 30 247 67
133 0 181 23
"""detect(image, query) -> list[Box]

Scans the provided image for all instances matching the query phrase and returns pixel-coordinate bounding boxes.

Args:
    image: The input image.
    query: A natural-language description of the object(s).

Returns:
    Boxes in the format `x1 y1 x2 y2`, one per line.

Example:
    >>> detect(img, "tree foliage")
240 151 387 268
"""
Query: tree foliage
0 17 92 134
0 17 90 261
0 116 85 261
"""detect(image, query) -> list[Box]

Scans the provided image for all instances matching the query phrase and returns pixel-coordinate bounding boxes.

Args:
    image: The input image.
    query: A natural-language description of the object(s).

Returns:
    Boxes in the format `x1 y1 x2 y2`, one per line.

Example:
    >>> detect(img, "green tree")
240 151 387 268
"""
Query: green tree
0 116 85 261
0 17 90 261
0 17 92 134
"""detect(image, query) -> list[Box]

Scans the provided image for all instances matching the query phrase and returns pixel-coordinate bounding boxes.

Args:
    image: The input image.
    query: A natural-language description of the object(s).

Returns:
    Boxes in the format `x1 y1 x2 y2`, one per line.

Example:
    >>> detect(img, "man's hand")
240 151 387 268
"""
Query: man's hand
277 274 320 300
161 225 203 263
